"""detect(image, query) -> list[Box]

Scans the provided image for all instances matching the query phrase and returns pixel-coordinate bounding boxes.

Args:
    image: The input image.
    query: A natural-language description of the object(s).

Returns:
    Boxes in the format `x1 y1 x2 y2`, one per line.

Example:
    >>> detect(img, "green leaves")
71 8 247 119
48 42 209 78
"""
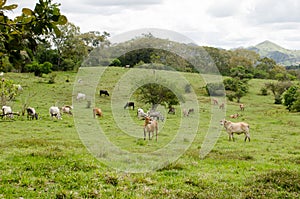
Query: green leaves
22 8 34 16
1 0 68 70
0 0 18 11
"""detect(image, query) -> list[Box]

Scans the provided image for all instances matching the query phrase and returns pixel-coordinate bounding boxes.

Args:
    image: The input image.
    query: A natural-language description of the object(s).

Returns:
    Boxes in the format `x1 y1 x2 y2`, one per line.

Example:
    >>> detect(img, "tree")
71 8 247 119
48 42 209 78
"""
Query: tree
282 85 300 111
0 78 21 106
134 77 184 110
0 0 67 71
223 66 251 102
265 81 293 104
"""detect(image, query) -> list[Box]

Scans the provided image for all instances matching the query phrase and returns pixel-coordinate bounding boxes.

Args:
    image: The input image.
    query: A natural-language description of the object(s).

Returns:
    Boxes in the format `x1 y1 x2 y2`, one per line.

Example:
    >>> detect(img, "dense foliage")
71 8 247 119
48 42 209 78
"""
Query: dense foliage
0 0 109 73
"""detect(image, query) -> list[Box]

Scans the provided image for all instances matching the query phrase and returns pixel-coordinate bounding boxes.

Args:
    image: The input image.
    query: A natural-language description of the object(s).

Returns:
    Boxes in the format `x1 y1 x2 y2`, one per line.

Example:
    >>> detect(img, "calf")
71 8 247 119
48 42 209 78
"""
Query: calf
220 119 250 142
213 98 219 105
168 107 175 114
124 102 134 110
61 105 73 115
144 116 158 141
219 103 225 110
240 104 245 111
230 113 239 119
49 106 62 119
93 108 103 118
27 107 38 120
100 90 109 96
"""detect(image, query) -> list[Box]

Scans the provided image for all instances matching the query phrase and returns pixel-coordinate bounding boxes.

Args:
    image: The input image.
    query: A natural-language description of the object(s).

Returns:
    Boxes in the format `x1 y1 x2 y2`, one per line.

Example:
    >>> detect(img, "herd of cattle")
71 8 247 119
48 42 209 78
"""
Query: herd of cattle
1 88 250 142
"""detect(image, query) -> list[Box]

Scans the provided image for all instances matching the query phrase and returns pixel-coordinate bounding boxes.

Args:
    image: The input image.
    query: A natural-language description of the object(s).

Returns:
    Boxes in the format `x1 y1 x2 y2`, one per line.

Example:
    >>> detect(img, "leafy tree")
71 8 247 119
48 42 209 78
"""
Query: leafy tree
282 85 300 111
110 58 122 66
0 0 67 71
265 81 293 104
0 78 21 106
205 82 225 96
79 31 110 52
25 61 52 76
256 57 276 72
223 78 249 102
223 66 251 102
134 79 184 110
229 48 259 73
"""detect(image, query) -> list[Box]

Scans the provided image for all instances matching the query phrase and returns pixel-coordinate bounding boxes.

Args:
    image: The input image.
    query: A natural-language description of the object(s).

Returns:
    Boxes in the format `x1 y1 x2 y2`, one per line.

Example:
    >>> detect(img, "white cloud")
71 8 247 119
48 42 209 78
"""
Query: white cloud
5 0 300 50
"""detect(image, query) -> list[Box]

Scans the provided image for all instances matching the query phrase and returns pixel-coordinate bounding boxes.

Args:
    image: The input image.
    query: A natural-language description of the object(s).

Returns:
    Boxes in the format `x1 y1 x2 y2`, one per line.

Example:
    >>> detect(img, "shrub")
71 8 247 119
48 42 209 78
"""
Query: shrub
260 87 268 96
205 82 225 96
48 73 57 84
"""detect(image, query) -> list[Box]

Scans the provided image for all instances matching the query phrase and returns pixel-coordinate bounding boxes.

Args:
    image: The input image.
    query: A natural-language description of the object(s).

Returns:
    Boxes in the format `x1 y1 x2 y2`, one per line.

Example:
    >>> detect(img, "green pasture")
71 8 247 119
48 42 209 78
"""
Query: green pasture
0 67 299 198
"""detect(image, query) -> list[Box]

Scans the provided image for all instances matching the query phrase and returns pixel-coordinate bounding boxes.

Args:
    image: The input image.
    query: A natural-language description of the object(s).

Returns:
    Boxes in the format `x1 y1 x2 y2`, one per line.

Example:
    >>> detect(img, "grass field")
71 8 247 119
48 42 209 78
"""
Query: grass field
0 67 299 198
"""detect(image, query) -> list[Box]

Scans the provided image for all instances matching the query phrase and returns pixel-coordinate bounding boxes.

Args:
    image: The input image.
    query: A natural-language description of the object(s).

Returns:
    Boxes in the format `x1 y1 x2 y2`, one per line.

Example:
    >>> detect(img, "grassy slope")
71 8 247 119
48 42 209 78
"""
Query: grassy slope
0 68 299 198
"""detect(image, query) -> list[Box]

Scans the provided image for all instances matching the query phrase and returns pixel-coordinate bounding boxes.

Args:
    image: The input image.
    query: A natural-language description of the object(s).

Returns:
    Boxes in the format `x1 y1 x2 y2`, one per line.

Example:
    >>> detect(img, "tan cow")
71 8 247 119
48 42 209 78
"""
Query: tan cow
239 104 245 111
220 119 250 142
144 116 158 141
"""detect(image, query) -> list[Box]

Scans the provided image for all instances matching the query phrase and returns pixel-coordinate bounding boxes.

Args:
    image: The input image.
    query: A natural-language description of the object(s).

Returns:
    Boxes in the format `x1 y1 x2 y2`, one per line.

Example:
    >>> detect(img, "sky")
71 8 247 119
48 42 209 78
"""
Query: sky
6 0 300 50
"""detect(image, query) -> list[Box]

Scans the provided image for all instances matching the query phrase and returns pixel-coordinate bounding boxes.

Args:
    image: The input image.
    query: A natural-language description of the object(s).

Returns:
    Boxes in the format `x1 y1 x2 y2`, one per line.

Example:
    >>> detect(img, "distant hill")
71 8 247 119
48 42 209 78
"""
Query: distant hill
247 40 300 66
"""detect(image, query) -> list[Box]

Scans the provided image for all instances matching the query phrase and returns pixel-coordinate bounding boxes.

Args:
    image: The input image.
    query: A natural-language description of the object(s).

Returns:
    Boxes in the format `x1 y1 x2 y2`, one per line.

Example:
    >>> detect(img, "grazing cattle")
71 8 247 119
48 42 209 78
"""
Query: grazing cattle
183 109 189 117
2 106 14 119
168 107 175 114
100 90 109 96
220 119 250 142
148 110 164 122
124 102 134 110
26 107 38 120
188 108 194 115
137 108 147 119
76 93 86 101
144 116 158 141
230 113 239 119
13 84 23 91
93 108 103 118
49 106 62 119
61 105 73 115
240 104 245 111
219 103 225 110
213 98 219 105
183 108 194 117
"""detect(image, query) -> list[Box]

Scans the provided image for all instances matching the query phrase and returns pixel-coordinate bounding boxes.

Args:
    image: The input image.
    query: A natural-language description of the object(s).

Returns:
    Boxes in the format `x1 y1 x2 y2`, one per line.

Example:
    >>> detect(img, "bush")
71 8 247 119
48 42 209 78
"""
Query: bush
25 61 52 77
260 87 268 96
48 73 57 84
205 82 225 96
61 59 76 71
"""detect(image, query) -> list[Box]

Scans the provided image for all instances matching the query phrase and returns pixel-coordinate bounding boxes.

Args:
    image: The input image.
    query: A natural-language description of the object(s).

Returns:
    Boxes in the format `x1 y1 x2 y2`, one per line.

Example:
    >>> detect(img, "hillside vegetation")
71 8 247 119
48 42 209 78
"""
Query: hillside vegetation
0 67 299 198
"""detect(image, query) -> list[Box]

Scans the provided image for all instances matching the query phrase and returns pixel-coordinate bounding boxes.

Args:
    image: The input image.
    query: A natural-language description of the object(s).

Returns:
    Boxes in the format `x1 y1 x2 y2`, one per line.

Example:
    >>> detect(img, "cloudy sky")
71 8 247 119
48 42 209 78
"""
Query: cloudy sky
7 0 300 49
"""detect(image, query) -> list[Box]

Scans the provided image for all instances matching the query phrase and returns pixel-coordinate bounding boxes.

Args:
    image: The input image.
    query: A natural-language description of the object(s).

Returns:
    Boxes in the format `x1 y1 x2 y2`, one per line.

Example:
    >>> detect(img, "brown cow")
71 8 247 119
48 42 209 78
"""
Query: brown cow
93 108 103 118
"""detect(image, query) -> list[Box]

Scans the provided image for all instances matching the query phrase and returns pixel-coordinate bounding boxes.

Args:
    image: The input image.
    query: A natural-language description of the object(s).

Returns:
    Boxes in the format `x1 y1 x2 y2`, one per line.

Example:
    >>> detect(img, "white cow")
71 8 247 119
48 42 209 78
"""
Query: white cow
2 106 13 118
220 119 250 142
49 106 62 119
76 93 86 101
137 108 147 119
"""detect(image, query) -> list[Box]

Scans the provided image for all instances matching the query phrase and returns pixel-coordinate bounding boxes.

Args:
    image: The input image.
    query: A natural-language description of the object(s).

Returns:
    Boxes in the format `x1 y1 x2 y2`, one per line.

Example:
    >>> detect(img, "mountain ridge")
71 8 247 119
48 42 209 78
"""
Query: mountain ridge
246 40 300 66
